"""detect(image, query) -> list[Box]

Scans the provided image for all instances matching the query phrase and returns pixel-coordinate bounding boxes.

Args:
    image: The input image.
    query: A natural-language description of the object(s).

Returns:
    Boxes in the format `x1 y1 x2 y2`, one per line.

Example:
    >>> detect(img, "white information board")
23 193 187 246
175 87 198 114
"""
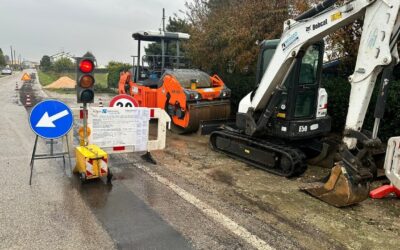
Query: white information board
88 107 150 152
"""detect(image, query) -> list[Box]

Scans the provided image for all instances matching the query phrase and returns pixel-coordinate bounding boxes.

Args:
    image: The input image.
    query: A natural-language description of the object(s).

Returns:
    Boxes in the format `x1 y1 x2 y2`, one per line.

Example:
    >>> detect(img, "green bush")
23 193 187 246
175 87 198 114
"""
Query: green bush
107 62 131 89
323 77 351 132
219 73 255 111
221 72 399 142
324 76 400 141
53 57 74 73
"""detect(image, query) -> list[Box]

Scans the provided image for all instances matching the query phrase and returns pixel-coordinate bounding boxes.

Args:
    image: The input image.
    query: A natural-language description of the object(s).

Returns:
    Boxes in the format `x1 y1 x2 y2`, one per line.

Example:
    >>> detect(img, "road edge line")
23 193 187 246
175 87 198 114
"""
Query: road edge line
136 164 274 250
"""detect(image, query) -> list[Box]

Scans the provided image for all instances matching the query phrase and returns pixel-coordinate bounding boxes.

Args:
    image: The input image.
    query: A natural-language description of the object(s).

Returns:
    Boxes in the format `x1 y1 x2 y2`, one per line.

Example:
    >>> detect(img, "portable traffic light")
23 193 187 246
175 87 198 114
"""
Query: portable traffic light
76 57 95 103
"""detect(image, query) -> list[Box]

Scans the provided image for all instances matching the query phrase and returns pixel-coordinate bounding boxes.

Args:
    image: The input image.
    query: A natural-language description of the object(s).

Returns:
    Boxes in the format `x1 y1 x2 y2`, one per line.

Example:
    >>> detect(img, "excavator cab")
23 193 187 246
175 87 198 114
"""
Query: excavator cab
211 41 331 177
243 39 331 141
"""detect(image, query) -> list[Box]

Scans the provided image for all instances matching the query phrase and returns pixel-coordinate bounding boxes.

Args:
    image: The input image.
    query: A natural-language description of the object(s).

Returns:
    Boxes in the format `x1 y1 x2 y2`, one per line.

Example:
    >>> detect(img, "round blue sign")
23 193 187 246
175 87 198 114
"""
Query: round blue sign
29 100 74 139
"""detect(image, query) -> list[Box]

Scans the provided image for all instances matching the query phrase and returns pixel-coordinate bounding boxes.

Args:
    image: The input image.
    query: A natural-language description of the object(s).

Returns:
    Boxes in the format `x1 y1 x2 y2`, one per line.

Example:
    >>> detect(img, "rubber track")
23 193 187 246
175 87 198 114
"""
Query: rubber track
210 130 307 177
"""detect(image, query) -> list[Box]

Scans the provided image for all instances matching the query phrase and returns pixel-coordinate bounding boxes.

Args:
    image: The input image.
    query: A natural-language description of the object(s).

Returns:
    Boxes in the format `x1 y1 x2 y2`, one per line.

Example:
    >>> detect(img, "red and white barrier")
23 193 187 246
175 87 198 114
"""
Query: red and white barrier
102 108 171 154
73 107 171 155
370 137 400 199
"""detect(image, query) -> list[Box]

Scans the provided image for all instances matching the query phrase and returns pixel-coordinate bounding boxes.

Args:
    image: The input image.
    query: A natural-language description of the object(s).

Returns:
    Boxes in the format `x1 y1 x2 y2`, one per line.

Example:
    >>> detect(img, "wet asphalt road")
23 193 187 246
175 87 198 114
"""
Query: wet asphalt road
0 72 115 249
76 177 191 250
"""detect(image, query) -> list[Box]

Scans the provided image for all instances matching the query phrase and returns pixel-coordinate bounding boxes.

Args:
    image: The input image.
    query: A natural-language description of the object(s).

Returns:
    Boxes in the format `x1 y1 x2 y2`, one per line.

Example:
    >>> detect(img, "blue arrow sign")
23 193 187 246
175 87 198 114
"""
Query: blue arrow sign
29 100 74 139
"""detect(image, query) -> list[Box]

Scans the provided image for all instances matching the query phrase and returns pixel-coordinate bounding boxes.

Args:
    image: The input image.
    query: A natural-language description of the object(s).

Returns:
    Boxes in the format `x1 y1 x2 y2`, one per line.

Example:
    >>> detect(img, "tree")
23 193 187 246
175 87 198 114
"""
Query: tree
107 61 131 89
144 16 191 60
40 55 52 71
167 16 191 33
180 0 293 109
0 48 6 67
4 55 10 64
53 57 74 73
184 0 290 74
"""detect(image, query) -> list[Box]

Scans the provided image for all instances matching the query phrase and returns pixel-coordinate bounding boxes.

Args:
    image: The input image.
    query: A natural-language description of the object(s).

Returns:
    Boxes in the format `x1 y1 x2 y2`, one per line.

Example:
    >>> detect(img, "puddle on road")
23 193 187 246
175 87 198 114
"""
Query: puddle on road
68 168 191 250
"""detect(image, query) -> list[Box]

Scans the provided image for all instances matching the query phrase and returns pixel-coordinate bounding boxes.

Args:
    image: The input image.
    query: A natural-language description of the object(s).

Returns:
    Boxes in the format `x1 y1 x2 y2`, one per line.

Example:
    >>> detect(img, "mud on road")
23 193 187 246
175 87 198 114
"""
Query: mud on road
151 133 399 249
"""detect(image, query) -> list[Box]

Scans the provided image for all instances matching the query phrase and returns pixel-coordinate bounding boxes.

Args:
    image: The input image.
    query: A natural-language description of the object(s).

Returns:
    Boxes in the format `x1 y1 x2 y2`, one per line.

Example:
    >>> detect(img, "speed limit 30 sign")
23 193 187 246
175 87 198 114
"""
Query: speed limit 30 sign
109 95 139 108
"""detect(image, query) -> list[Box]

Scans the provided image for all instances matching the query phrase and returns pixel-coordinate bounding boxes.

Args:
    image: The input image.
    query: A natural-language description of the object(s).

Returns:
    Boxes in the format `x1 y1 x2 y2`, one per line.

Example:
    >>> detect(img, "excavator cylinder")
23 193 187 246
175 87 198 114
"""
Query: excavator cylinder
295 0 338 21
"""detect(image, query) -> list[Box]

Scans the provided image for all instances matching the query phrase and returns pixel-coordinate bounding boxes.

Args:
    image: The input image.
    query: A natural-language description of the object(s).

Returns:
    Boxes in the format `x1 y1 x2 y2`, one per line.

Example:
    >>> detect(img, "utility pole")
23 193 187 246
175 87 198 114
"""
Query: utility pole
162 8 166 32
10 46 13 66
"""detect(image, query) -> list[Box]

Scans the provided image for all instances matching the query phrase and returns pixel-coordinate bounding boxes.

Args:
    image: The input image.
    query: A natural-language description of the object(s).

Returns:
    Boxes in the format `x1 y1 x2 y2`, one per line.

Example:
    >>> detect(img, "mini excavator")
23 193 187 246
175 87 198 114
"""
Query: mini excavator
119 31 231 133
210 0 400 207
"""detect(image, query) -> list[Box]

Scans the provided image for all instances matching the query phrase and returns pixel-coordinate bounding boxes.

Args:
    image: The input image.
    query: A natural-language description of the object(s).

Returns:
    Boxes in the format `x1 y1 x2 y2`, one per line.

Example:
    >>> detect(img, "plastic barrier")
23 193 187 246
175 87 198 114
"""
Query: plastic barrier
384 137 400 189
370 137 400 199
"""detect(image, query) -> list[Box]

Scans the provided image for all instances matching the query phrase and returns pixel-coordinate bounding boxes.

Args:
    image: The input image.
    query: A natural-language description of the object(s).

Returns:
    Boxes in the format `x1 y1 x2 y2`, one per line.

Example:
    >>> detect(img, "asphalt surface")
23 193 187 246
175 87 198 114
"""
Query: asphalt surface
0 72 115 249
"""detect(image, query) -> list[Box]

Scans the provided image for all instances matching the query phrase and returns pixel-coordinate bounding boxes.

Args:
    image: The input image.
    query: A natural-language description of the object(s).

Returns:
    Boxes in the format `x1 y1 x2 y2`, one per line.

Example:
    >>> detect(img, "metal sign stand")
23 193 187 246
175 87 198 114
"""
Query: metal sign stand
29 135 73 185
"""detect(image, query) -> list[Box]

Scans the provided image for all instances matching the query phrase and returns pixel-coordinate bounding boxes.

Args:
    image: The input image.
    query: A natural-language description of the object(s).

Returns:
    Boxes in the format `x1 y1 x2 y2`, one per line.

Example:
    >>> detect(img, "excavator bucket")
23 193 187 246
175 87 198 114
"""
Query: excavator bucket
301 163 370 207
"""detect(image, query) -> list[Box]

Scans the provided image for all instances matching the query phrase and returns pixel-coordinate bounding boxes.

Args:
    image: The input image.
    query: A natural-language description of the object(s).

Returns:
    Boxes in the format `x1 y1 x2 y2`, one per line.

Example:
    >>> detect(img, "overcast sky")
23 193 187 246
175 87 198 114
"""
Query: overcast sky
0 0 187 66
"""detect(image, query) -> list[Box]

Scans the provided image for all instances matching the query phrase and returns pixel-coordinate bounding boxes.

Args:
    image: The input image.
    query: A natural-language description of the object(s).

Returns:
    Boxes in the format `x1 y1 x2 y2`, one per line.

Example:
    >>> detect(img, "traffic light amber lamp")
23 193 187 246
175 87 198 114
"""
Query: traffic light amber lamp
79 75 94 88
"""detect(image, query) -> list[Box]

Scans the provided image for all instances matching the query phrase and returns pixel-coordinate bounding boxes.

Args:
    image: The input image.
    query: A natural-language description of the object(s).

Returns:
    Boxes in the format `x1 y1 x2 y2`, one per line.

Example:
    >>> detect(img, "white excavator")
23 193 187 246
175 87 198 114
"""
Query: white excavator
210 0 400 207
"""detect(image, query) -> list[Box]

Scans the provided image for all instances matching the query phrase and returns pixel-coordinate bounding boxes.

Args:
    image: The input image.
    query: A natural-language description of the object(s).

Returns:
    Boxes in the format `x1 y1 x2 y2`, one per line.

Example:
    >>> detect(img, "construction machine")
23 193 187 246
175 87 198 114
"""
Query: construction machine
119 31 231 133
210 0 400 207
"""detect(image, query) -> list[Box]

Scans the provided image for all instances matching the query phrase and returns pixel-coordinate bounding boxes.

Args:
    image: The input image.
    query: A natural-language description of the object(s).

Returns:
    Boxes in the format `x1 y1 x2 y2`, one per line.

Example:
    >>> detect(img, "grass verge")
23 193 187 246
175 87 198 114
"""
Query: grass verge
37 70 108 89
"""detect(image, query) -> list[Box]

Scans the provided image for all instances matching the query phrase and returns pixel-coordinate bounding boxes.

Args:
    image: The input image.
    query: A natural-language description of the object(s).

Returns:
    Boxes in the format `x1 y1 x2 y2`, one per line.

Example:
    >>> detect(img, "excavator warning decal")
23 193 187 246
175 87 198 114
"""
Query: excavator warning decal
331 12 342 21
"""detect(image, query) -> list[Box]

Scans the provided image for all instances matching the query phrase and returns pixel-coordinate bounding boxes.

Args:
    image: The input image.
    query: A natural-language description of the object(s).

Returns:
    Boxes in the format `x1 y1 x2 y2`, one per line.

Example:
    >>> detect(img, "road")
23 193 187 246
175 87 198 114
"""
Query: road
0 70 399 249
0 72 114 249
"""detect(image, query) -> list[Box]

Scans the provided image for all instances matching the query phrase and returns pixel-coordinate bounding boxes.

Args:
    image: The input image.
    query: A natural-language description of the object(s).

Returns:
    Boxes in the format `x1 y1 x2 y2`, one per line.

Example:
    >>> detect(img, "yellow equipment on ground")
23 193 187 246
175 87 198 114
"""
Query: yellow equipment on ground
73 145 112 184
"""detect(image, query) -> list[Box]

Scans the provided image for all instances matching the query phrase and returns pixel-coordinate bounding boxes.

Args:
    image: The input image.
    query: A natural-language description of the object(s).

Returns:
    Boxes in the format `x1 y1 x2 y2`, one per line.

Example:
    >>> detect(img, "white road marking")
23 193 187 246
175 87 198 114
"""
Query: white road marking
136 164 274 250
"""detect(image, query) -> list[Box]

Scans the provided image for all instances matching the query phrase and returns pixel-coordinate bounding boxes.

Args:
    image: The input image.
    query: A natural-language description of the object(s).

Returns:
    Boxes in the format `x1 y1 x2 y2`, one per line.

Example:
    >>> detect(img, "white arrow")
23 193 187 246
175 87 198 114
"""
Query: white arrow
36 110 69 128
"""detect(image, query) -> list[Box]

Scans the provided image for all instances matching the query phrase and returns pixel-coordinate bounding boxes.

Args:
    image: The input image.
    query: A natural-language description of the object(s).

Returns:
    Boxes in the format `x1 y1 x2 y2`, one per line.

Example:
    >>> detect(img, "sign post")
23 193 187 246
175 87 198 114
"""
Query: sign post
29 100 74 185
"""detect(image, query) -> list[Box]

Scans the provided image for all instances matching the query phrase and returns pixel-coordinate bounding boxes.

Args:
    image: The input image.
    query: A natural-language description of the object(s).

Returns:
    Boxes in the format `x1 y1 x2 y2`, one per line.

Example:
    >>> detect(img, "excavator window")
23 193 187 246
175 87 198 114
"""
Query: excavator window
293 44 322 118
260 48 276 78
298 45 319 85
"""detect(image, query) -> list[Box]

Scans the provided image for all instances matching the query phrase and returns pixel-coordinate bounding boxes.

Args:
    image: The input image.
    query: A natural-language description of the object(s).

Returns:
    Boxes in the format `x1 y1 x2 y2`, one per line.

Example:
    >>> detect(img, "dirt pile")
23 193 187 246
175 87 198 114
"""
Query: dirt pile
44 76 76 89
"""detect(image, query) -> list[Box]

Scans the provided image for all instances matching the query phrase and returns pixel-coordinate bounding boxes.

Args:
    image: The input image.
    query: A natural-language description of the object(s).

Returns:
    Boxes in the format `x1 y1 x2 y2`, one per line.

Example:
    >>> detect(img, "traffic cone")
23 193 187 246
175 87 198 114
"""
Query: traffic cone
15 83 19 91
25 95 32 107
99 98 103 107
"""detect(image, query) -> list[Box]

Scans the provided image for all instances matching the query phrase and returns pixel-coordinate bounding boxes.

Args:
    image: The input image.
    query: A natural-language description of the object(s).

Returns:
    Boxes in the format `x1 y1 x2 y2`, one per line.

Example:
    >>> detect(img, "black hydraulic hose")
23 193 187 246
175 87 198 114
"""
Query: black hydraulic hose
295 0 338 21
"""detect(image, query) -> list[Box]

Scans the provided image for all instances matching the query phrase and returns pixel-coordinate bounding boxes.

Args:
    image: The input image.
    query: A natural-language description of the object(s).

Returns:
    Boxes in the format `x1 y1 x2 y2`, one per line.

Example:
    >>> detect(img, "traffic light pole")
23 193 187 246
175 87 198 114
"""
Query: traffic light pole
82 103 88 146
